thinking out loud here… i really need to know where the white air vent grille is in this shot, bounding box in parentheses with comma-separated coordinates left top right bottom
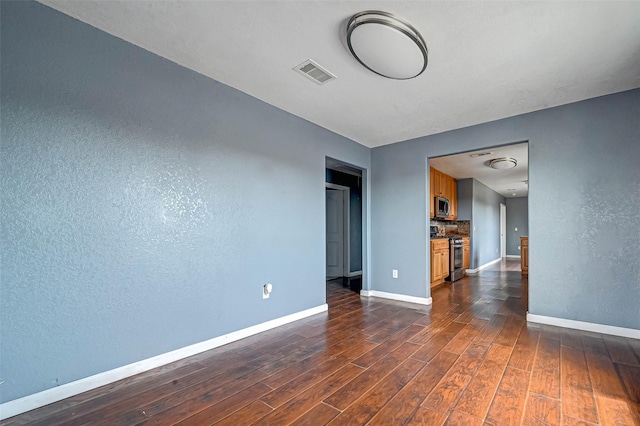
(294, 60, 336, 85)
(469, 151, 494, 158)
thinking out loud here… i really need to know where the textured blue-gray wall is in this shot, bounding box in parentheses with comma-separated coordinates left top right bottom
(371, 90, 639, 328)
(506, 197, 528, 256)
(456, 178, 473, 221)
(471, 180, 506, 269)
(0, 2, 370, 403)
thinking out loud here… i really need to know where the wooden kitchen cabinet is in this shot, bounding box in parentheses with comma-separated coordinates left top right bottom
(429, 167, 457, 220)
(462, 237, 470, 271)
(431, 239, 450, 287)
(431, 168, 445, 197)
(435, 171, 445, 196)
(446, 177, 457, 220)
(520, 236, 528, 276)
(430, 168, 435, 218)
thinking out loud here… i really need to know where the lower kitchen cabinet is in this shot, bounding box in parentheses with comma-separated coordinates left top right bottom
(462, 237, 470, 271)
(520, 236, 528, 276)
(430, 239, 450, 287)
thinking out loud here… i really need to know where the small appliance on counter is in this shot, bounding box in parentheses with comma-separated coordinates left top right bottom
(430, 225, 449, 239)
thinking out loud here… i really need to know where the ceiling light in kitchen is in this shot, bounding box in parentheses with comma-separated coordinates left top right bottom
(346, 11, 428, 79)
(488, 157, 517, 170)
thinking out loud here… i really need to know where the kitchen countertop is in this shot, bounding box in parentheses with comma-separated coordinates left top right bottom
(430, 235, 470, 240)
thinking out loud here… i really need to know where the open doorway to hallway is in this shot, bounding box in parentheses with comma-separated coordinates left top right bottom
(325, 158, 364, 293)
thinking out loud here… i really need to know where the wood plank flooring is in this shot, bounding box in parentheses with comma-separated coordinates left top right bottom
(3, 259, 639, 425)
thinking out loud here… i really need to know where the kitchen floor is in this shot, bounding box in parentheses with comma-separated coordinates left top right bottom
(4, 263, 639, 425)
(482, 257, 523, 272)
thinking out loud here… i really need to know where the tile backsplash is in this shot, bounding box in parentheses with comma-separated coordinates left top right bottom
(430, 220, 470, 236)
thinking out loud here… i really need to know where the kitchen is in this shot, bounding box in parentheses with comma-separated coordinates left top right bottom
(428, 142, 529, 289)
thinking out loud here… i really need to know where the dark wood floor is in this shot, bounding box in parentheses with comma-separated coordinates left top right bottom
(4, 259, 640, 425)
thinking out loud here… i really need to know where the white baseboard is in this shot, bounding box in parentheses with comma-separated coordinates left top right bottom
(360, 290, 432, 306)
(0, 304, 328, 420)
(505, 255, 521, 259)
(465, 257, 502, 274)
(348, 270, 363, 278)
(527, 313, 640, 340)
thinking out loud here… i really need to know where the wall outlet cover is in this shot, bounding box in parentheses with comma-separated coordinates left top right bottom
(263, 283, 272, 299)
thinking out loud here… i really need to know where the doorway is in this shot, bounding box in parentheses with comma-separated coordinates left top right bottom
(325, 158, 364, 293)
(428, 141, 529, 285)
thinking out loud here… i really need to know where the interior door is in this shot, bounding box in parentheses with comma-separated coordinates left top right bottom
(326, 189, 344, 278)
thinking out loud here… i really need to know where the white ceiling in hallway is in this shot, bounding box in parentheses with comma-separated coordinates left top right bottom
(39, 1, 640, 148)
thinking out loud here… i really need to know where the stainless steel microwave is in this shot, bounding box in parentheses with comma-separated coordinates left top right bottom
(435, 197, 450, 218)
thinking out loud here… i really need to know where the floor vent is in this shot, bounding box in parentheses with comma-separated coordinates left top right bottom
(293, 60, 336, 85)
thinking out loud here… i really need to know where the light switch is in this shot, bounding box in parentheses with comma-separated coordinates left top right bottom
(515, 227, 518, 232)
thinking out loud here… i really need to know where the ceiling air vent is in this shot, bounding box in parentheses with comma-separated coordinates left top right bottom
(293, 60, 336, 85)
(469, 151, 494, 158)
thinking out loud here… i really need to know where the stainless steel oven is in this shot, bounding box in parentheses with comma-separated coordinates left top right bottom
(446, 236, 464, 282)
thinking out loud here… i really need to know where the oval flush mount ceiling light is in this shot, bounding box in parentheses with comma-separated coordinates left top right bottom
(488, 157, 518, 170)
(346, 10, 428, 79)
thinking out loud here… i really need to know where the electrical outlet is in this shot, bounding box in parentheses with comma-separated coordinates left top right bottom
(263, 283, 273, 299)
(518, 245, 521, 250)
(515, 227, 518, 232)
(392, 269, 398, 278)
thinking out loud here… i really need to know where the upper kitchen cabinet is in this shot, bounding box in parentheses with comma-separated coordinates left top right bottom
(446, 176, 457, 220)
(430, 167, 457, 220)
(430, 168, 435, 218)
(433, 169, 445, 196)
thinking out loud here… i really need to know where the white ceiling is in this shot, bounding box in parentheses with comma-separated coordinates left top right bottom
(430, 142, 529, 198)
(40, 1, 639, 148)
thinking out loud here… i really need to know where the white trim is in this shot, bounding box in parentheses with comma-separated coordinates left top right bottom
(527, 313, 640, 340)
(500, 203, 506, 258)
(348, 270, 363, 278)
(464, 257, 502, 274)
(505, 255, 521, 259)
(0, 304, 328, 420)
(360, 290, 432, 306)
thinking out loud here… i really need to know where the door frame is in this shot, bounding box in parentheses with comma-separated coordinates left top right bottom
(500, 202, 507, 258)
(326, 183, 350, 278)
